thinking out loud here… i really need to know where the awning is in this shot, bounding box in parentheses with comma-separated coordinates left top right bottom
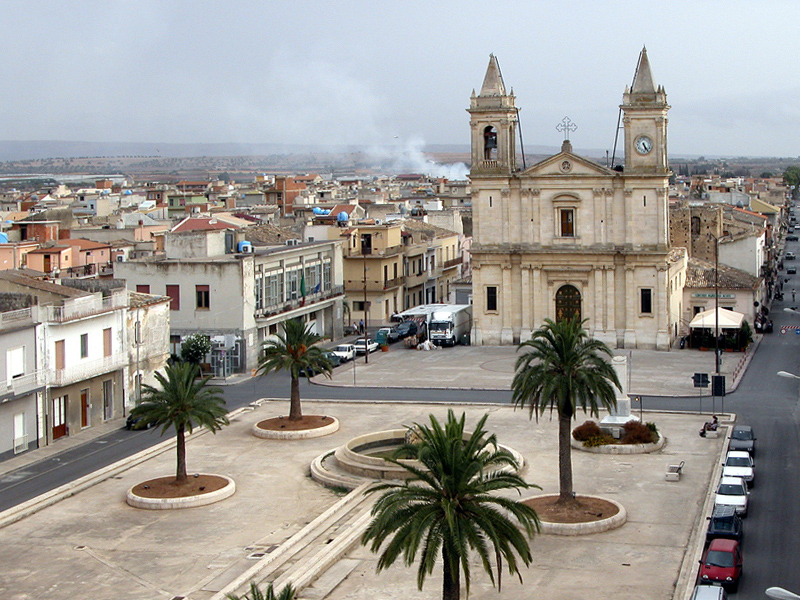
(689, 307, 745, 330)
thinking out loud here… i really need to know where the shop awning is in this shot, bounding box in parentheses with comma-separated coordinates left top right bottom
(689, 307, 745, 330)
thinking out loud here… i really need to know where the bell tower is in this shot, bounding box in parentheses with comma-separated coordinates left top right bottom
(468, 54, 517, 175)
(622, 47, 670, 174)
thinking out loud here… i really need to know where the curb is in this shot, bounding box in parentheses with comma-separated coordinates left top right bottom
(571, 435, 667, 454)
(251, 416, 340, 440)
(0, 406, 252, 529)
(526, 494, 628, 536)
(126, 474, 236, 510)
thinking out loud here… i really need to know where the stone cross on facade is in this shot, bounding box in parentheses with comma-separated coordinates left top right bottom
(556, 116, 577, 141)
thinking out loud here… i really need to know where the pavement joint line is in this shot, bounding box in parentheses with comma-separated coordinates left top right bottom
(0, 405, 252, 530)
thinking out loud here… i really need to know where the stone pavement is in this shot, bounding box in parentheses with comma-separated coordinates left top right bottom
(0, 398, 726, 600)
(316, 339, 754, 397)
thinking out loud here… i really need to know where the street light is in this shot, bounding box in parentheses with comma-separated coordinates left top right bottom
(708, 233, 733, 375)
(777, 370, 800, 380)
(767, 587, 800, 600)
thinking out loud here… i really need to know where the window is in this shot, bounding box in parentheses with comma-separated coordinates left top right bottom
(103, 328, 112, 357)
(486, 286, 498, 312)
(640, 289, 653, 314)
(6, 347, 24, 380)
(136, 284, 150, 294)
(560, 209, 575, 237)
(196, 285, 210, 309)
(166, 285, 180, 310)
(80, 333, 89, 358)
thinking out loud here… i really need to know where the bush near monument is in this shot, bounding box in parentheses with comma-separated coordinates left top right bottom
(573, 419, 659, 447)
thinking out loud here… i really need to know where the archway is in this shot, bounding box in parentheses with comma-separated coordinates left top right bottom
(555, 285, 581, 322)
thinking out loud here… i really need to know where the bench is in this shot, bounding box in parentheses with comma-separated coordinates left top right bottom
(705, 429, 720, 439)
(665, 460, 685, 481)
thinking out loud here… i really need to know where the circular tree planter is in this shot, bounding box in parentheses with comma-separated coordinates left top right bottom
(523, 494, 626, 535)
(570, 435, 666, 454)
(252, 415, 339, 440)
(126, 474, 235, 510)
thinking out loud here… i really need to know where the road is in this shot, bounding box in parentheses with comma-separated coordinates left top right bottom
(2, 297, 800, 597)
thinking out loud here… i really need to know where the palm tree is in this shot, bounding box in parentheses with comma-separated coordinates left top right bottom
(361, 410, 540, 600)
(257, 318, 333, 421)
(129, 361, 228, 483)
(511, 317, 621, 504)
(227, 581, 295, 600)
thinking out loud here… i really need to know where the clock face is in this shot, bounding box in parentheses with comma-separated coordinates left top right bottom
(635, 135, 653, 155)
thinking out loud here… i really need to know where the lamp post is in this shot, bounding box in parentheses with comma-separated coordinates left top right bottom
(777, 370, 800, 380)
(767, 587, 800, 600)
(708, 233, 732, 375)
(363, 243, 369, 365)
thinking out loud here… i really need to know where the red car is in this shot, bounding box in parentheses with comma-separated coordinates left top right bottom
(699, 538, 742, 591)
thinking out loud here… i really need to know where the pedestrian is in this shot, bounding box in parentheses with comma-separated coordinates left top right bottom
(359, 319, 365, 335)
(793, 289, 796, 302)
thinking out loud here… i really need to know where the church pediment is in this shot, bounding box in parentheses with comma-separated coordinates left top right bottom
(521, 152, 617, 178)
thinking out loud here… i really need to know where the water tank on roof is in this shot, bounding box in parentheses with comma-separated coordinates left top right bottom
(321, 209, 330, 215)
(313, 207, 322, 214)
(238, 241, 253, 253)
(0, 232, 7, 243)
(337, 211, 349, 222)
(124, 190, 132, 195)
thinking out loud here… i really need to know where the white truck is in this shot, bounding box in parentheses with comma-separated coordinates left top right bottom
(332, 343, 356, 362)
(428, 305, 473, 347)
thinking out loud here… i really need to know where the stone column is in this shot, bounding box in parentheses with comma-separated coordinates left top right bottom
(623, 266, 637, 347)
(501, 263, 514, 344)
(520, 264, 533, 342)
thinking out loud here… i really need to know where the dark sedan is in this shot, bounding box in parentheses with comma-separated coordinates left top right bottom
(729, 425, 756, 456)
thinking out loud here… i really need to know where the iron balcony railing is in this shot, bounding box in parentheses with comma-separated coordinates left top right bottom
(255, 285, 344, 319)
(52, 354, 128, 387)
(43, 294, 127, 323)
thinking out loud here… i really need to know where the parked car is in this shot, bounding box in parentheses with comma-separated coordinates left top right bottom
(789, 266, 798, 274)
(706, 505, 743, 544)
(788, 235, 799, 242)
(722, 451, 754, 487)
(690, 584, 728, 600)
(125, 414, 154, 430)
(729, 425, 756, 456)
(698, 538, 743, 592)
(714, 476, 749, 517)
(388, 321, 418, 342)
(786, 251, 796, 260)
(300, 351, 341, 377)
(354, 338, 379, 354)
(332, 344, 357, 362)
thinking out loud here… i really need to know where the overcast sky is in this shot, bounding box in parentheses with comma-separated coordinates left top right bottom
(2, 0, 799, 158)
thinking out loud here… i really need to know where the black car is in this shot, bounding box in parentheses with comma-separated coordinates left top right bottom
(706, 505, 743, 544)
(125, 413, 154, 430)
(300, 351, 342, 377)
(788, 235, 799, 242)
(729, 425, 756, 456)
(789, 266, 798, 275)
(388, 321, 419, 342)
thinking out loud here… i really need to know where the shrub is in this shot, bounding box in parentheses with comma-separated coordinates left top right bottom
(180, 334, 212, 365)
(645, 421, 659, 441)
(621, 420, 656, 444)
(573, 420, 602, 442)
(584, 433, 613, 447)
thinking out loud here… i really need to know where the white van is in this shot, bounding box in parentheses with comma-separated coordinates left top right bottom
(690, 584, 727, 600)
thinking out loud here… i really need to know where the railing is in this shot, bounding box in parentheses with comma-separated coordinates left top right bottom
(344, 244, 404, 258)
(43, 294, 127, 323)
(443, 257, 462, 269)
(255, 285, 344, 319)
(52, 354, 128, 387)
(0, 307, 34, 331)
(382, 276, 404, 289)
(0, 370, 45, 397)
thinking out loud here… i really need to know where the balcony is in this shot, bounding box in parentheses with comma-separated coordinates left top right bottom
(52, 354, 128, 387)
(0, 307, 35, 332)
(255, 285, 344, 320)
(0, 370, 46, 399)
(43, 294, 127, 323)
(343, 244, 404, 258)
(443, 257, 462, 270)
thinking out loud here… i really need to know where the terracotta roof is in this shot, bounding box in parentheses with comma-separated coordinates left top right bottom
(245, 223, 301, 245)
(171, 217, 232, 233)
(129, 291, 171, 309)
(63, 238, 111, 251)
(685, 257, 760, 290)
(401, 218, 458, 240)
(0, 270, 89, 297)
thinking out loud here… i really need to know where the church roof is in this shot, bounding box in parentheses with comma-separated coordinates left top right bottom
(480, 54, 506, 96)
(685, 257, 760, 290)
(631, 47, 656, 94)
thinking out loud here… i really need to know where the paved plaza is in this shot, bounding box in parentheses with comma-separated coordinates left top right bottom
(0, 395, 726, 600)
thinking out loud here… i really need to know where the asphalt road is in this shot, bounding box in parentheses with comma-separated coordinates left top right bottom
(2, 291, 800, 597)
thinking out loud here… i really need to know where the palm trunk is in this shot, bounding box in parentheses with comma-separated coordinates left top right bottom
(557, 413, 574, 503)
(442, 546, 460, 600)
(288, 374, 302, 420)
(176, 424, 187, 483)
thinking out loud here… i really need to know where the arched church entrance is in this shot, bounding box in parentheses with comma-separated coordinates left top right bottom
(555, 285, 581, 322)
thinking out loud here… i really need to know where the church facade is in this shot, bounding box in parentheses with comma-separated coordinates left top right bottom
(468, 50, 685, 350)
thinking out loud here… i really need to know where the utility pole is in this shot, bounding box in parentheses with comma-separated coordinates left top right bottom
(363, 248, 369, 364)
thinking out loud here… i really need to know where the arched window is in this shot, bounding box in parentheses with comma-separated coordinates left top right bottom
(483, 126, 497, 160)
(555, 285, 581, 322)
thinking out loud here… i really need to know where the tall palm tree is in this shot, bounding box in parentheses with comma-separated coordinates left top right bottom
(511, 317, 621, 503)
(257, 318, 333, 421)
(361, 410, 540, 600)
(227, 581, 295, 600)
(129, 361, 228, 483)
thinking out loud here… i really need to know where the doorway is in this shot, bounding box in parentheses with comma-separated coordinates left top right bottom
(555, 285, 582, 322)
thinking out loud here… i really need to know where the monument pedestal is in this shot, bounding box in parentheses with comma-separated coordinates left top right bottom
(600, 355, 639, 437)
